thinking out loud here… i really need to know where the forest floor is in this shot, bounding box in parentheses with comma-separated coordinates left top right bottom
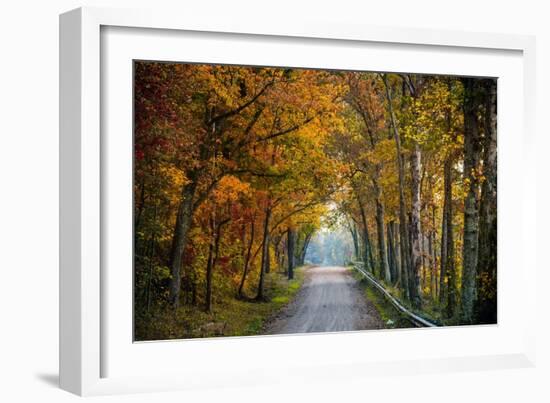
(351, 270, 419, 329)
(135, 267, 306, 341)
(264, 266, 385, 335)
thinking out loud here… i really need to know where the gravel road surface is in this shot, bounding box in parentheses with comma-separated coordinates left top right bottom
(265, 266, 384, 335)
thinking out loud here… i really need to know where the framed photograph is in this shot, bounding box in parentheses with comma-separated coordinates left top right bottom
(60, 6, 537, 396)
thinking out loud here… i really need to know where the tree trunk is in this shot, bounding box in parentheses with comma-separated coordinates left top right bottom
(298, 232, 312, 266)
(287, 227, 296, 280)
(205, 215, 229, 312)
(350, 220, 360, 262)
(144, 203, 157, 312)
(460, 78, 483, 323)
(278, 237, 286, 273)
(256, 207, 271, 300)
(358, 196, 375, 273)
(439, 157, 450, 306)
(445, 199, 456, 318)
(410, 143, 423, 308)
(440, 156, 457, 317)
(393, 221, 402, 287)
(387, 222, 396, 283)
(420, 233, 428, 295)
(383, 75, 411, 300)
(204, 217, 215, 313)
(273, 235, 282, 271)
(430, 206, 437, 300)
(373, 172, 391, 283)
(386, 223, 392, 278)
(476, 78, 497, 324)
(168, 177, 198, 307)
(265, 237, 271, 274)
(428, 208, 437, 301)
(135, 176, 147, 232)
(238, 218, 255, 298)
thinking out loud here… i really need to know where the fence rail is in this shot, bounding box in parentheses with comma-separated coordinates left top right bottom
(351, 262, 438, 328)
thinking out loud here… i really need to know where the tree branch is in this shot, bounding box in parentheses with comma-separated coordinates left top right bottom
(208, 81, 274, 125)
(255, 117, 314, 143)
(229, 168, 286, 178)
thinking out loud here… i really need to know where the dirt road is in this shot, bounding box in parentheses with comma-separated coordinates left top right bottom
(265, 266, 384, 335)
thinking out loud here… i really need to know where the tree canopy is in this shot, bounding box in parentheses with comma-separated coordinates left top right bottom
(134, 62, 497, 340)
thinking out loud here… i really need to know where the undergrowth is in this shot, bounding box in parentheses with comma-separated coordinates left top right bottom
(351, 268, 453, 328)
(352, 270, 414, 329)
(135, 267, 306, 341)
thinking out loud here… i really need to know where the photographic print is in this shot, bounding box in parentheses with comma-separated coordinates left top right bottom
(134, 61, 497, 341)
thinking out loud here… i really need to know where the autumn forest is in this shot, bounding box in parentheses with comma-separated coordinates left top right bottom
(134, 61, 497, 341)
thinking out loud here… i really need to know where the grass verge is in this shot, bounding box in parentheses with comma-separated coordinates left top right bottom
(351, 269, 414, 329)
(135, 267, 306, 341)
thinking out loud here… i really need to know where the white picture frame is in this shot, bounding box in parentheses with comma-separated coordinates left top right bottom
(59, 6, 537, 396)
